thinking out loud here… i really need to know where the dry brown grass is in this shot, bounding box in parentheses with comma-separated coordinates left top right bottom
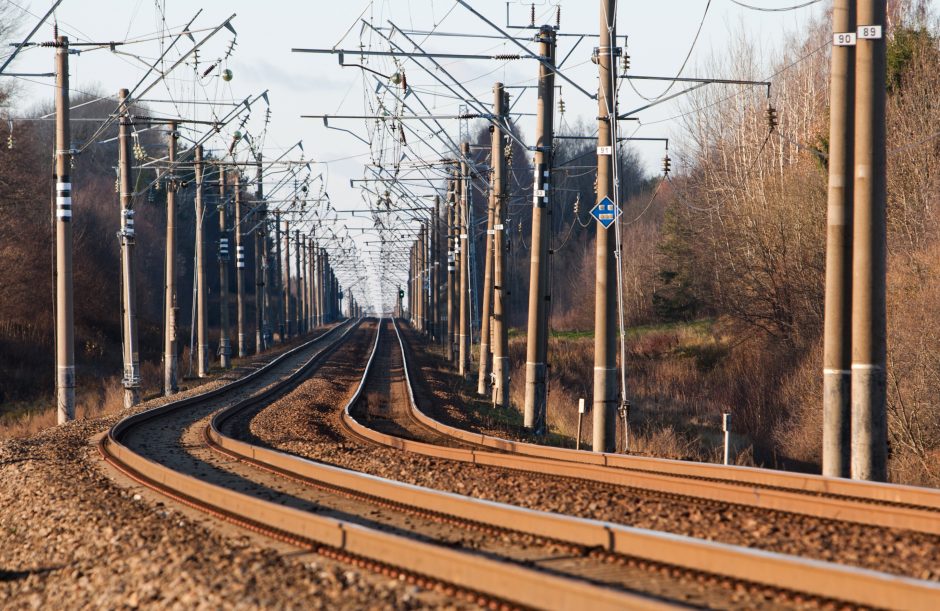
(506, 321, 760, 464)
(0, 375, 126, 439)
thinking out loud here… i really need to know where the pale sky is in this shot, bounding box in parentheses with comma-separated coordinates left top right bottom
(3, 0, 826, 311)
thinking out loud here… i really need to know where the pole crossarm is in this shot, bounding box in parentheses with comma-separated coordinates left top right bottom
(293, 47, 523, 61)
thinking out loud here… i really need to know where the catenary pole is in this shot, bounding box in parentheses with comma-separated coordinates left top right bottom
(218, 169, 232, 369)
(432, 195, 441, 343)
(477, 120, 497, 395)
(274, 210, 284, 341)
(851, 0, 888, 481)
(446, 176, 456, 363)
(593, 0, 618, 452)
(491, 82, 511, 409)
(195, 146, 209, 376)
(316, 244, 324, 326)
(294, 229, 302, 334)
(409, 244, 415, 325)
(118, 88, 141, 408)
(234, 172, 247, 357)
(823, 0, 856, 478)
(429, 196, 439, 340)
(458, 143, 471, 378)
(163, 121, 179, 394)
(54, 35, 75, 423)
(421, 224, 428, 333)
(524, 26, 556, 433)
(308, 240, 315, 327)
(254, 156, 266, 353)
(301, 234, 308, 334)
(283, 218, 292, 339)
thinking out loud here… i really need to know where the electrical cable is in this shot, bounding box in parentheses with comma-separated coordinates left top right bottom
(627, 0, 711, 103)
(728, 0, 824, 12)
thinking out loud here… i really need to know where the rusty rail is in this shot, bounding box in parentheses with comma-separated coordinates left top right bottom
(205, 319, 940, 610)
(100, 320, 671, 610)
(389, 320, 940, 535)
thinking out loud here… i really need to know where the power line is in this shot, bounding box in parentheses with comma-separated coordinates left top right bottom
(728, 0, 824, 12)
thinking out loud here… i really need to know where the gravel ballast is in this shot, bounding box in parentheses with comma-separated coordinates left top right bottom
(0, 338, 436, 610)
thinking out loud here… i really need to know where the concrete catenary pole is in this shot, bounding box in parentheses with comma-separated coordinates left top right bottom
(491, 83, 511, 409)
(322, 251, 329, 322)
(316, 244, 323, 326)
(163, 121, 179, 395)
(118, 88, 141, 408)
(274, 210, 284, 341)
(54, 36, 75, 423)
(294, 229, 302, 334)
(254, 156, 266, 354)
(319, 247, 327, 324)
(446, 177, 456, 362)
(593, 0, 619, 452)
(823, 0, 856, 478)
(194, 146, 209, 377)
(431, 195, 441, 343)
(300, 234, 308, 334)
(477, 126, 497, 395)
(413, 242, 419, 326)
(283, 218, 292, 339)
(408, 243, 414, 324)
(218, 169, 232, 369)
(524, 26, 556, 433)
(309, 239, 317, 327)
(458, 143, 471, 378)
(851, 0, 888, 482)
(234, 172, 247, 358)
(307, 240, 317, 330)
(420, 224, 428, 333)
(308, 240, 315, 327)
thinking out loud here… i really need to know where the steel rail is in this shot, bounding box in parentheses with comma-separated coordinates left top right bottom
(203, 319, 940, 609)
(387, 322, 940, 535)
(98, 321, 667, 610)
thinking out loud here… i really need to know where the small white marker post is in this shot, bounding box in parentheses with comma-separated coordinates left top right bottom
(722, 413, 732, 465)
(577, 398, 586, 450)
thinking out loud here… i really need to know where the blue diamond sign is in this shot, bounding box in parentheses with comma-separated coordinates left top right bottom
(590, 197, 621, 229)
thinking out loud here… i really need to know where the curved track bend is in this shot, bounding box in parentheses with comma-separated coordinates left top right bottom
(203, 319, 940, 610)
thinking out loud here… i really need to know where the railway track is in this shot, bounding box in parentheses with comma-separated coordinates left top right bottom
(199, 318, 939, 609)
(100, 320, 682, 609)
(389, 321, 940, 537)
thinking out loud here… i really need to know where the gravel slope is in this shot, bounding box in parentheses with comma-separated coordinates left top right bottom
(0, 341, 432, 610)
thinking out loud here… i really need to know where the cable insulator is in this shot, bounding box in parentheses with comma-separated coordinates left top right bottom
(530, 3, 536, 26)
(556, 6, 561, 28)
(766, 104, 778, 131)
(492, 54, 521, 61)
(622, 53, 631, 71)
(662, 154, 671, 175)
(558, 98, 566, 114)
(202, 63, 216, 78)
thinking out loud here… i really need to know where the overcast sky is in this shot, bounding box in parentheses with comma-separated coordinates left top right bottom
(4, 0, 826, 310)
